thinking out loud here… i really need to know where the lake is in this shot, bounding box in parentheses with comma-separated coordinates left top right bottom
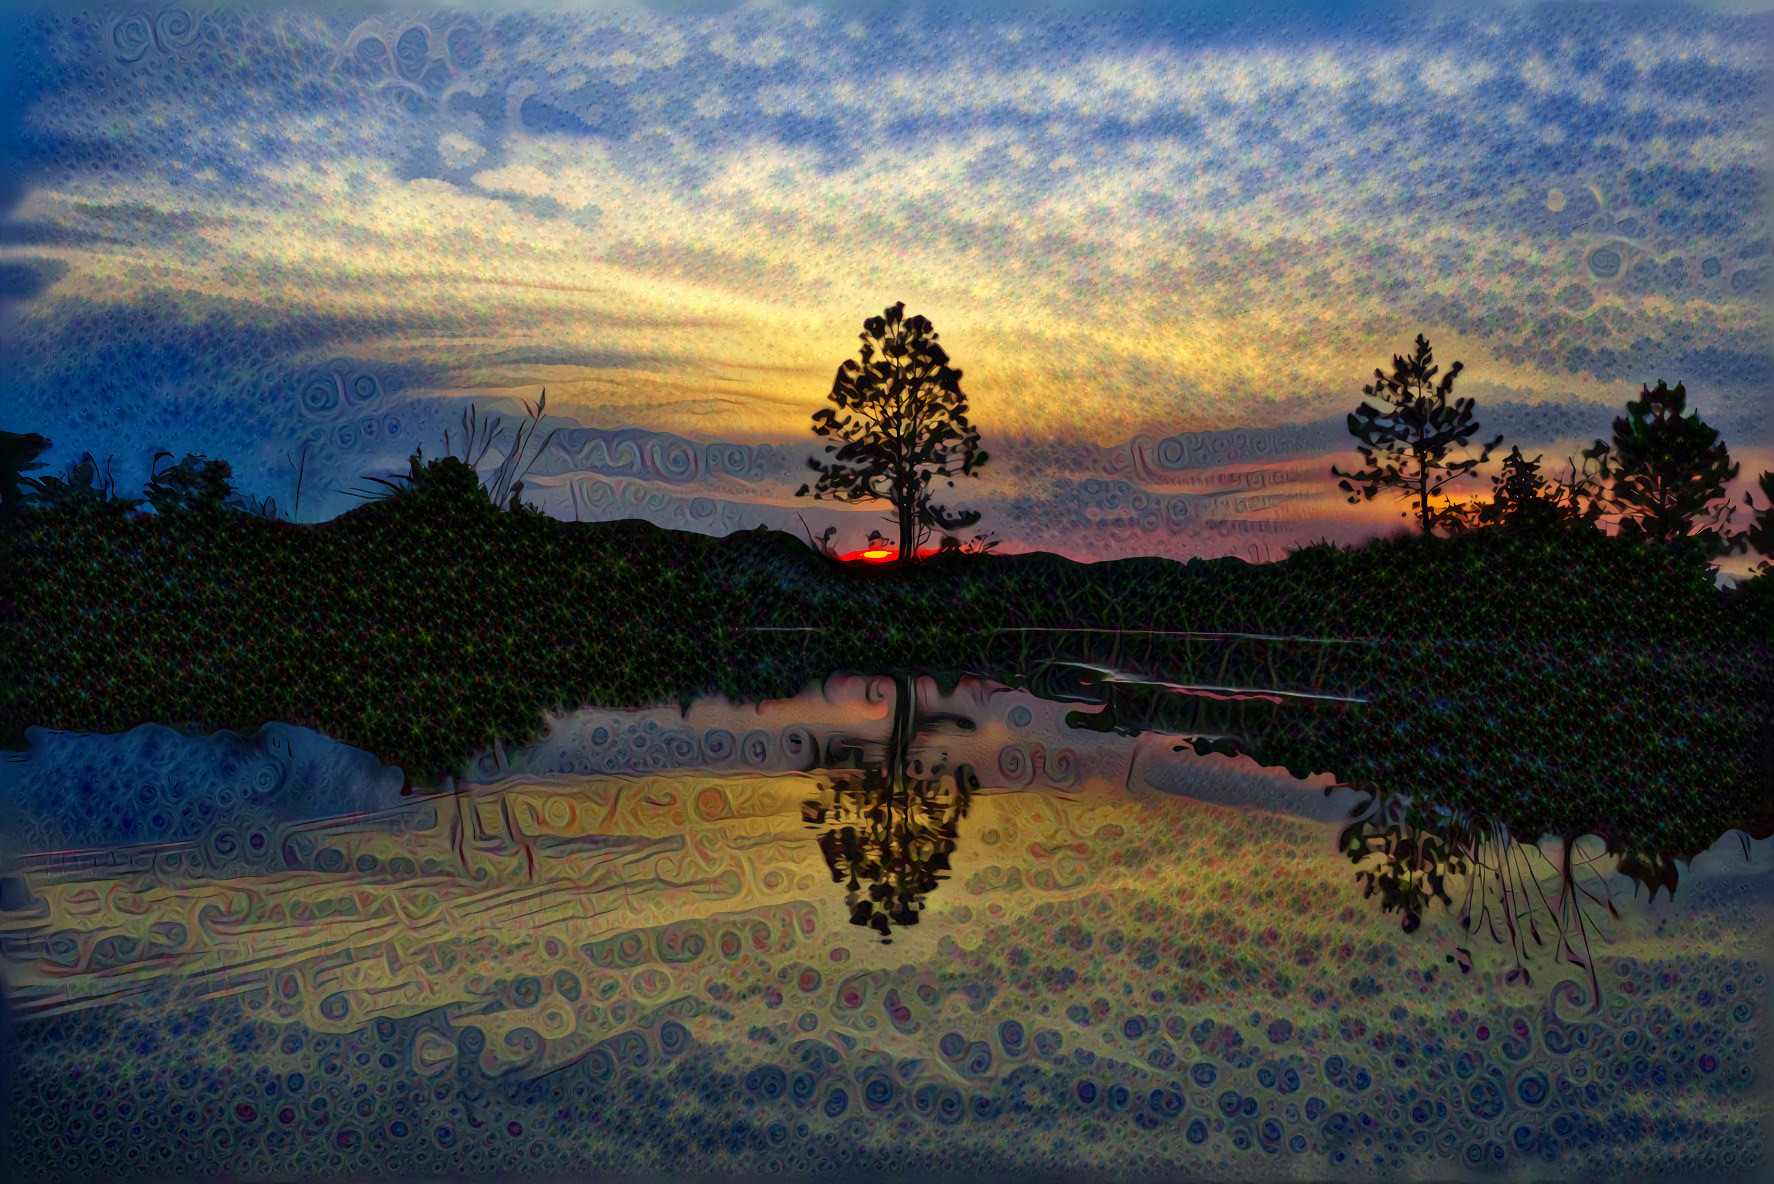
(1, 674, 1769, 1182)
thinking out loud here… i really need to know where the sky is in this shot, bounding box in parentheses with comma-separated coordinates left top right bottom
(0, 0, 1768, 567)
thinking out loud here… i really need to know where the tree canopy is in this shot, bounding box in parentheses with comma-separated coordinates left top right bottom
(1331, 334, 1503, 534)
(795, 302, 988, 564)
(1742, 470, 1774, 569)
(1475, 445, 1567, 532)
(143, 451, 238, 517)
(0, 430, 52, 516)
(1608, 380, 1741, 561)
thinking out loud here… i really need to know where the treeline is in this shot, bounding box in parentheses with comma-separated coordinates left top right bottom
(1, 324, 1771, 891)
(1, 441, 1768, 871)
(1327, 335, 1764, 572)
(4, 329, 1771, 580)
(786, 310, 1771, 574)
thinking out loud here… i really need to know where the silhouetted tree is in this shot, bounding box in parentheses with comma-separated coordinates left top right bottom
(802, 672, 973, 941)
(1476, 446, 1567, 532)
(796, 302, 988, 565)
(1741, 470, 1774, 570)
(1608, 380, 1741, 561)
(1332, 334, 1503, 534)
(810, 769, 970, 940)
(1543, 439, 1616, 531)
(0, 430, 52, 517)
(143, 451, 237, 516)
(348, 447, 491, 508)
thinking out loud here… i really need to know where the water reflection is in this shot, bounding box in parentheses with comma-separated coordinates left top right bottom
(801, 672, 975, 941)
(1, 675, 1769, 1183)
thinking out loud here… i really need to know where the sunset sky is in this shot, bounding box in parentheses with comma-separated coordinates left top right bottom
(1, 0, 1768, 566)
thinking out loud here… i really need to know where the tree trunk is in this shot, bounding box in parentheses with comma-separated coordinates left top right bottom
(1417, 449, 1431, 534)
(897, 494, 917, 566)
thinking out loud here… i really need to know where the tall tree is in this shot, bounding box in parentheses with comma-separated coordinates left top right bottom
(1608, 380, 1740, 560)
(796, 302, 988, 565)
(1331, 334, 1503, 534)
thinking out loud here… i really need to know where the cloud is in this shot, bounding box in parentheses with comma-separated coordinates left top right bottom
(0, 257, 68, 301)
(437, 132, 486, 169)
(0, 1, 1765, 562)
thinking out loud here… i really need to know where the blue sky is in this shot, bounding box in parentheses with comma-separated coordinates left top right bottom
(1, 0, 1768, 562)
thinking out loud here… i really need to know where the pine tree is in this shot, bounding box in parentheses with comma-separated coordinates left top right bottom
(1331, 335, 1503, 534)
(1609, 380, 1740, 560)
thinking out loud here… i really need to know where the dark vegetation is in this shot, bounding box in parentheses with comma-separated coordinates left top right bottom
(2, 329, 1772, 989)
(3, 454, 1768, 840)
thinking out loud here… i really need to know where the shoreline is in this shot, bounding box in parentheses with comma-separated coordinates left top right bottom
(5, 488, 1770, 877)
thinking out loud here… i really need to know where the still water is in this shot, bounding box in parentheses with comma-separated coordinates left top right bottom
(1, 675, 1769, 1182)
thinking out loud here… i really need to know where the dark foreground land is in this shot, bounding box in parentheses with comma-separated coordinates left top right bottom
(3, 457, 1770, 881)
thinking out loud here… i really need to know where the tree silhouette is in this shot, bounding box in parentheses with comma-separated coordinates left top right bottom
(143, 451, 238, 517)
(808, 766, 971, 941)
(796, 302, 988, 564)
(1331, 335, 1503, 534)
(1542, 439, 1616, 531)
(347, 393, 557, 515)
(1608, 380, 1741, 561)
(801, 672, 973, 941)
(1741, 470, 1774, 569)
(0, 430, 52, 517)
(1476, 446, 1567, 532)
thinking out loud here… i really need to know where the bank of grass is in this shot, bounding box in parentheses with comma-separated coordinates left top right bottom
(2, 455, 1769, 873)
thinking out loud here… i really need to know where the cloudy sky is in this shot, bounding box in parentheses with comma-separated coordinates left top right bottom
(1, 0, 1768, 564)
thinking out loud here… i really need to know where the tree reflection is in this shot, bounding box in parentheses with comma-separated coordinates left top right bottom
(802, 672, 974, 942)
